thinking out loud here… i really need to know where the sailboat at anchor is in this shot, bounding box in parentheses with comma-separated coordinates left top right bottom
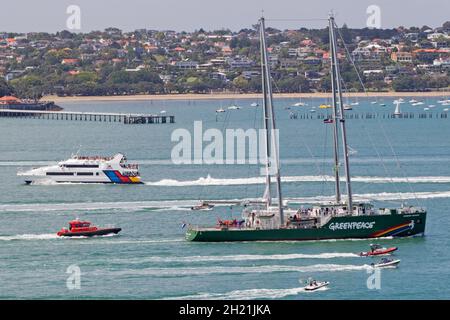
(185, 15, 427, 242)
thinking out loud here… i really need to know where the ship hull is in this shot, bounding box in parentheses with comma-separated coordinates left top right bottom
(186, 212, 426, 242)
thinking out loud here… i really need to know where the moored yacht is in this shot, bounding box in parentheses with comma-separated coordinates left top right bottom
(18, 153, 141, 184)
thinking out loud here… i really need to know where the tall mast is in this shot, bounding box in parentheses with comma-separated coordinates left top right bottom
(260, 17, 284, 225)
(329, 15, 353, 213)
(328, 18, 341, 203)
(259, 17, 272, 208)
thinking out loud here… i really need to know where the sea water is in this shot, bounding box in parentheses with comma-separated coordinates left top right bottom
(0, 97, 449, 299)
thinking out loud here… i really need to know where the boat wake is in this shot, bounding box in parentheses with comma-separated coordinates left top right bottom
(114, 252, 359, 264)
(287, 190, 450, 204)
(163, 286, 325, 300)
(97, 263, 371, 277)
(0, 233, 58, 241)
(145, 174, 450, 187)
(1, 189, 449, 212)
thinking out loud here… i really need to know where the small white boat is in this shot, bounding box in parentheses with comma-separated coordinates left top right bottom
(292, 102, 307, 107)
(424, 107, 430, 111)
(344, 105, 353, 110)
(412, 102, 424, 106)
(216, 108, 226, 113)
(304, 280, 330, 291)
(409, 99, 418, 103)
(160, 110, 167, 114)
(371, 101, 377, 104)
(379, 103, 386, 107)
(350, 102, 359, 106)
(428, 105, 436, 108)
(444, 108, 449, 112)
(250, 102, 259, 107)
(371, 258, 401, 268)
(228, 105, 241, 110)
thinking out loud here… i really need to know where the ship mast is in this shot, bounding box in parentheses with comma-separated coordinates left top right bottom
(329, 14, 353, 213)
(259, 17, 284, 225)
(329, 18, 341, 204)
(259, 17, 272, 208)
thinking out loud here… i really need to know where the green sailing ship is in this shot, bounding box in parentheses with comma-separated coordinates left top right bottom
(186, 15, 427, 242)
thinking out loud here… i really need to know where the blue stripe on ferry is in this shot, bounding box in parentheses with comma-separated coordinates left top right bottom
(103, 170, 121, 183)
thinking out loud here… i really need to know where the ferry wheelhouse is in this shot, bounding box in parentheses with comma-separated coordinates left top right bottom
(18, 153, 141, 184)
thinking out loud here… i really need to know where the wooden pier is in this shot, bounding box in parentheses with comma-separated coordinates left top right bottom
(0, 109, 175, 124)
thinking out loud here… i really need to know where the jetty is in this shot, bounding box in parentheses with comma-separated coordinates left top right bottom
(0, 109, 175, 124)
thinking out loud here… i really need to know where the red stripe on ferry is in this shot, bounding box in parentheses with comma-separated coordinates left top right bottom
(114, 171, 131, 183)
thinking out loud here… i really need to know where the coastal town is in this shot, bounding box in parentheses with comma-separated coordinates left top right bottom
(1, 21, 449, 99)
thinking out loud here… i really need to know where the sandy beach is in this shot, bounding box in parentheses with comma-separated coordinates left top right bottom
(42, 91, 450, 103)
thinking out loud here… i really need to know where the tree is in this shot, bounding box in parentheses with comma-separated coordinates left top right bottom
(232, 76, 249, 92)
(0, 79, 14, 97)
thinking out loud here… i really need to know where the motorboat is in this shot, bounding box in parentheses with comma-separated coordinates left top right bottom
(359, 244, 398, 257)
(292, 102, 307, 107)
(191, 201, 215, 211)
(57, 220, 121, 237)
(216, 108, 226, 113)
(250, 102, 259, 107)
(304, 280, 329, 291)
(371, 258, 401, 268)
(228, 105, 241, 110)
(18, 153, 141, 184)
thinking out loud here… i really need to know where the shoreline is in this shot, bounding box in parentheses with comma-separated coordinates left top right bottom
(43, 91, 450, 103)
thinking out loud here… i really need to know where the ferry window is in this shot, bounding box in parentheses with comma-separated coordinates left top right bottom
(64, 164, 99, 168)
(46, 172, 75, 176)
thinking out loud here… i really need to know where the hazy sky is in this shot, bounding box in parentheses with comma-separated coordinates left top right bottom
(1, 0, 449, 33)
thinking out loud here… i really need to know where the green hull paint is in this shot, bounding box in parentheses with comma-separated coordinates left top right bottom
(186, 212, 426, 242)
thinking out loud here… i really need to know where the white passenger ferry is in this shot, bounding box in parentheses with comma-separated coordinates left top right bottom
(18, 153, 142, 184)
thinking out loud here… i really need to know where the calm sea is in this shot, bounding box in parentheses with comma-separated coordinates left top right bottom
(0, 96, 449, 299)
